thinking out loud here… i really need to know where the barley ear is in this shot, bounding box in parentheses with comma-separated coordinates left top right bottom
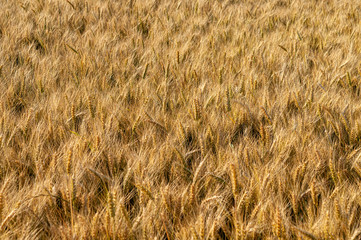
(108, 191, 115, 218)
(71, 103, 76, 130)
(66, 150, 73, 175)
(189, 184, 195, 205)
(87, 96, 95, 118)
(230, 163, 238, 200)
(310, 180, 317, 207)
(328, 159, 338, 185)
(274, 208, 285, 240)
(193, 99, 201, 120)
(120, 202, 132, 230)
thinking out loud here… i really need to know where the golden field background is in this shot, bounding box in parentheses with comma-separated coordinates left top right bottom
(0, 0, 361, 239)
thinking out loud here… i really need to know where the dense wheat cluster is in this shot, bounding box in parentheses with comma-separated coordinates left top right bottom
(1, 0, 361, 239)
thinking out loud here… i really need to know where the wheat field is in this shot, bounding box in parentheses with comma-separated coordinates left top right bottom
(0, 0, 361, 239)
